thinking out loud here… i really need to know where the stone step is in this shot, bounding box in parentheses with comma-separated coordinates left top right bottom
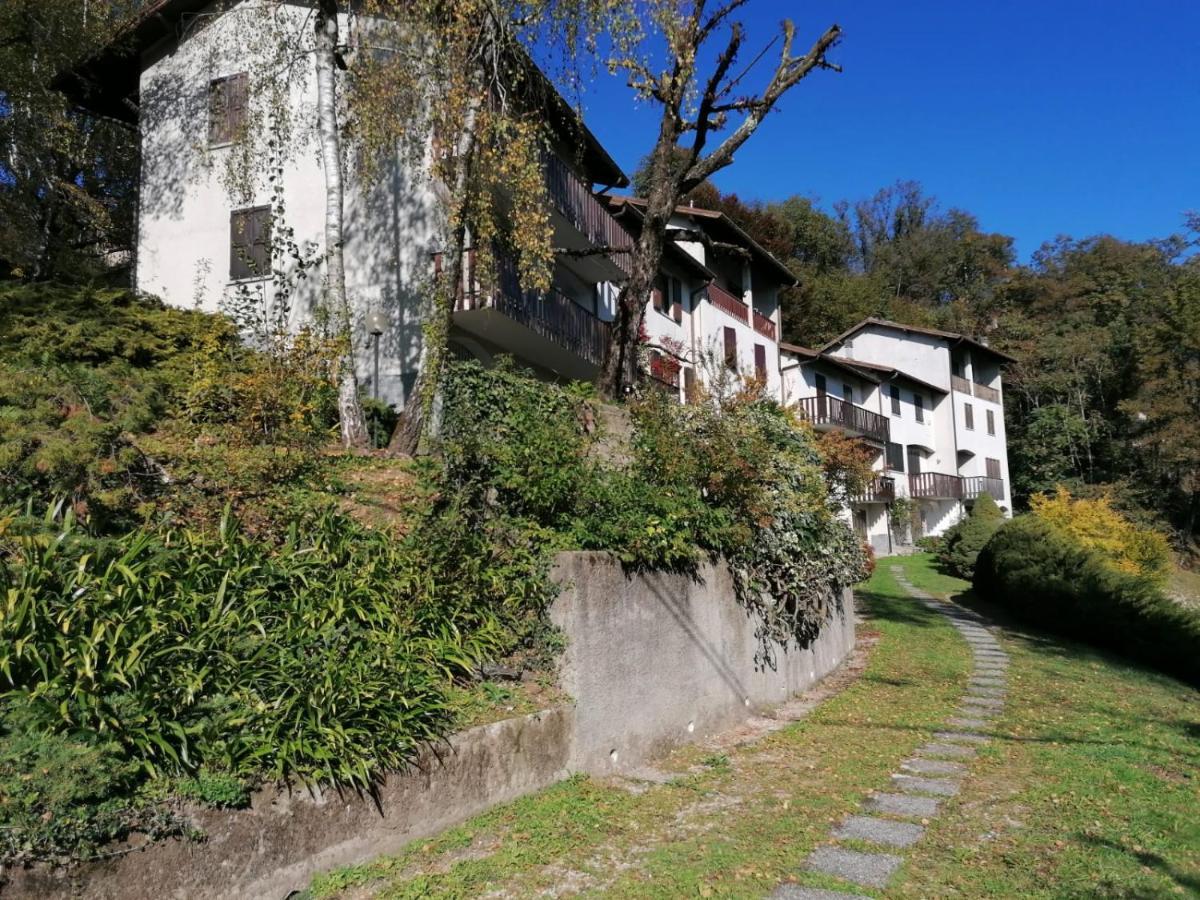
(892, 774, 960, 796)
(933, 730, 991, 745)
(864, 791, 941, 818)
(945, 716, 988, 729)
(806, 846, 903, 889)
(901, 757, 966, 776)
(918, 741, 977, 759)
(834, 815, 925, 848)
(771, 886, 871, 900)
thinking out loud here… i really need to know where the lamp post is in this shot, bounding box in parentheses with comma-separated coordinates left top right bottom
(366, 310, 387, 401)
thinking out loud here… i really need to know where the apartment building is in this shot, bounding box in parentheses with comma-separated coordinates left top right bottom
(782, 319, 1015, 555)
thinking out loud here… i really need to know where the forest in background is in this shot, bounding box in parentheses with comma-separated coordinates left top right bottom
(2, 1, 1197, 553)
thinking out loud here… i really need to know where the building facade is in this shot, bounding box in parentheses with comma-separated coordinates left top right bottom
(782, 319, 1015, 555)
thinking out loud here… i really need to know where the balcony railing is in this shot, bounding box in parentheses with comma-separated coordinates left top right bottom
(752, 309, 777, 341)
(445, 249, 610, 368)
(963, 475, 1005, 501)
(908, 472, 964, 500)
(794, 394, 890, 444)
(951, 374, 1001, 404)
(707, 282, 749, 322)
(542, 152, 634, 277)
(852, 476, 895, 504)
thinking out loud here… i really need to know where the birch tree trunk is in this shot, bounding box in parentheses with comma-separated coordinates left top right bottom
(388, 79, 485, 456)
(315, 0, 369, 449)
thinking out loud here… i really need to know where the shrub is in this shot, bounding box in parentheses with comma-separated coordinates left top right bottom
(937, 492, 1004, 578)
(914, 535, 943, 554)
(1029, 487, 1171, 582)
(974, 516, 1200, 685)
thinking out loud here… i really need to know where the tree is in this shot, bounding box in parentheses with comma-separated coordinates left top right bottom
(0, 0, 140, 281)
(314, 0, 370, 448)
(599, 2, 842, 398)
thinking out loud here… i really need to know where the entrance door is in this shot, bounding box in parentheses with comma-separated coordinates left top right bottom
(853, 508, 868, 540)
(815, 373, 827, 418)
(906, 446, 922, 475)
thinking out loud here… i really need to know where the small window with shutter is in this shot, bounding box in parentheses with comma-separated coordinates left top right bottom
(754, 344, 766, 381)
(914, 393, 924, 423)
(723, 326, 737, 371)
(671, 277, 683, 323)
(209, 73, 248, 147)
(986, 457, 1001, 478)
(890, 385, 901, 416)
(964, 402, 975, 430)
(886, 441, 905, 472)
(986, 409, 996, 435)
(230, 206, 271, 280)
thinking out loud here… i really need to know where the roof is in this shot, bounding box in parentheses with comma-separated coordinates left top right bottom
(604, 196, 798, 287)
(55, 0, 629, 188)
(779, 342, 883, 383)
(821, 317, 1017, 364)
(830, 357, 948, 396)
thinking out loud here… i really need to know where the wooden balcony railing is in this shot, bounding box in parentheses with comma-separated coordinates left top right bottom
(962, 475, 1005, 501)
(752, 309, 777, 341)
(951, 373, 1001, 404)
(852, 476, 895, 504)
(444, 249, 610, 368)
(794, 394, 890, 444)
(707, 282, 749, 322)
(542, 152, 635, 277)
(908, 472, 964, 500)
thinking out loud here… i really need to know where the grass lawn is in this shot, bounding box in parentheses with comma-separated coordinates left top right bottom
(307, 555, 1200, 899)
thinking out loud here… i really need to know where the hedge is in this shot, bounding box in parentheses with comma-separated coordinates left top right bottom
(974, 516, 1200, 686)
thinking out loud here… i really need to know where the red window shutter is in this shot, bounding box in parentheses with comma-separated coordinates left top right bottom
(723, 326, 737, 370)
(754, 344, 766, 380)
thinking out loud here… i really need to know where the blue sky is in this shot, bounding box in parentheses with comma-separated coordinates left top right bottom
(569, 0, 1200, 261)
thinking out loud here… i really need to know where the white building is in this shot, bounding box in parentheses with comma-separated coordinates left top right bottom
(606, 198, 794, 402)
(61, 1, 795, 413)
(782, 319, 1015, 555)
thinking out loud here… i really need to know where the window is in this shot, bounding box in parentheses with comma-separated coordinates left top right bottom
(964, 402, 974, 430)
(843, 382, 854, 403)
(651, 277, 667, 316)
(671, 277, 683, 323)
(815, 372, 827, 395)
(986, 409, 996, 435)
(906, 445, 922, 475)
(208, 73, 248, 147)
(886, 441, 905, 472)
(754, 344, 766, 381)
(683, 367, 696, 402)
(230, 206, 271, 280)
(914, 393, 924, 423)
(890, 385, 901, 416)
(986, 457, 1002, 479)
(723, 326, 737, 371)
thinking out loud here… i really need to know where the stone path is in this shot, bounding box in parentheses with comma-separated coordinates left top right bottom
(771, 565, 1008, 899)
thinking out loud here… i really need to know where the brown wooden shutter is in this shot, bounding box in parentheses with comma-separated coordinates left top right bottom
(671, 278, 683, 323)
(964, 402, 974, 430)
(723, 326, 737, 370)
(683, 367, 695, 402)
(986, 457, 1001, 478)
(209, 73, 248, 146)
(986, 409, 996, 435)
(754, 343, 766, 380)
(230, 206, 271, 279)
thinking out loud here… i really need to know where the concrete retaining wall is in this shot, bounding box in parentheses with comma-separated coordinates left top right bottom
(2, 554, 855, 899)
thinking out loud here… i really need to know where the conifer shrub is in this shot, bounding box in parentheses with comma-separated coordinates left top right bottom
(937, 492, 1004, 578)
(974, 515, 1200, 685)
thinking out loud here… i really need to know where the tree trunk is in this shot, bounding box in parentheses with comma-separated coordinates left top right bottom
(388, 75, 485, 455)
(315, 0, 369, 449)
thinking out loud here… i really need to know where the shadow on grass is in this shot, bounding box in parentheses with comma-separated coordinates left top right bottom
(1077, 833, 1200, 897)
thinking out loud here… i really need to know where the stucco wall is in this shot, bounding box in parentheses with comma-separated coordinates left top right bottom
(2, 554, 855, 900)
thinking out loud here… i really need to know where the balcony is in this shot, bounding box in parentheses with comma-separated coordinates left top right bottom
(963, 475, 1005, 501)
(707, 282, 749, 322)
(852, 476, 895, 504)
(542, 152, 634, 278)
(908, 472, 964, 500)
(951, 374, 1001, 404)
(752, 309, 777, 341)
(445, 249, 610, 371)
(794, 394, 890, 445)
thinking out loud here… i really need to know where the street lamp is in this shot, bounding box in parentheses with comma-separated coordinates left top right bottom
(366, 310, 388, 401)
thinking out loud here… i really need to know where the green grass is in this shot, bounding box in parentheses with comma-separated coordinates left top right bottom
(308, 556, 1200, 898)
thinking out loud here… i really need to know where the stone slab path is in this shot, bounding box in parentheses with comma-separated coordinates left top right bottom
(771, 565, 1009, 898)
